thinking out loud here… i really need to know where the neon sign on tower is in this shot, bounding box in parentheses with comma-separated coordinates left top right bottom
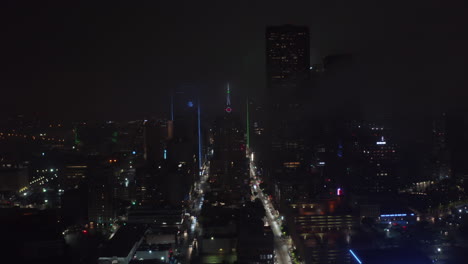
(225, 83, 232, 113)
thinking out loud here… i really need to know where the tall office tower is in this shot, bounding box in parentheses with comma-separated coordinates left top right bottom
(0, 160, 28, 196)
(210, 84, 247, 202)
(288, 198, 355, 264)
(169, 86, 201, 175)
(443, 112, 468, 180)
(134, 166, 159, 205)
(73, 122, 119, 155)
(143, 119, 171, 167)
(61, 162, 88, 191)
(266, 24, 310, 98)
(247, 99, 266, 154)
(87, 159, 116, 227)
(432, 113, 451, 180)
(265, 25, 311, 186)
(344, 121, 399, 194)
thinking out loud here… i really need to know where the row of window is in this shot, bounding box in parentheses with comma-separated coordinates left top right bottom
(259, 254, 273, 260)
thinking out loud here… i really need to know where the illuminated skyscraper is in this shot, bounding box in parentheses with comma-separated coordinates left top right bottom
(143, 119, 171, 167)
(210, 84, 247, 201)
(169, 86, 201, 172)
(266, 25, 310, 98)
(344, 121, 399, 194)
(264, 25, 312, 185)
(225, 83, 232, 114)
(87, 159, 116, 226)
(432, 113, 451, 180)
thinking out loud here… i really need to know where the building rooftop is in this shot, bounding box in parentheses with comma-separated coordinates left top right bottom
(350, 248, 432, 264)
(101, 225, 147, 258)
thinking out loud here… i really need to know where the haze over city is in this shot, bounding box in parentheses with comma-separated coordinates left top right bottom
(3, 1, 468, 121)
(2, 1, 468, 264)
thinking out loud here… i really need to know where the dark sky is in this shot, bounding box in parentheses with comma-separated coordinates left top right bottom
(2, 0, 468, 121)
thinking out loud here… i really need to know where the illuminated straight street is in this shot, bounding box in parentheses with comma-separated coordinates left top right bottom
(249, 152, 293, 264)
(178, 161, 210, 263)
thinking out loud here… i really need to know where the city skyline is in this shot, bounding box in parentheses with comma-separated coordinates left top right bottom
(2, 1, 468, 264)
(3, 0, 468, 121)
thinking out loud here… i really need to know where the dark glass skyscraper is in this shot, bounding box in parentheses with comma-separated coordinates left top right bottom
(209, 84, 247, 203)
(264, 25, 311, 186)
(266, 24, 310, 97)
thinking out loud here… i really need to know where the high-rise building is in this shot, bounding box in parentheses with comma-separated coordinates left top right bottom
(201, 85, 271, 264)
(0, 160, 28, 195)
(287, 198, 356, 264)
(61, 163, 87, 190)
(237, 201, 274, 264)
(143, 119, 171, 167)
(344, 121, 399, 194)
(87, 159, 116, 227)
(247, 99, 266, 154)
(264, 25, 312, 187)
(443, 111, 468, 180)
(209, 84, 247, 202)
(169, 86, 201, 174)
(266, 25, 310, 98)
(73, 122, 119, 155)
(432, 113, 451, 180)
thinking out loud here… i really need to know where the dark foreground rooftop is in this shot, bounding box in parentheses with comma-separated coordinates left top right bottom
(101, 225, 147, 257)
(350, 248, 432, 264)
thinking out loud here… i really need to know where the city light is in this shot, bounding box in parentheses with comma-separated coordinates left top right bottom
(337, 188, 343, 196)
(380, 214, 407, 217)
(349, 249, 362, 264)
(4, 12, 462, 264)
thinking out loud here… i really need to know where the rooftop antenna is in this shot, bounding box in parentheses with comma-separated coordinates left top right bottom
(225, 82, 232, 113)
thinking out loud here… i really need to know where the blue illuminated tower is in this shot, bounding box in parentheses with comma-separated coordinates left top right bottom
(169, 86, 202, 174)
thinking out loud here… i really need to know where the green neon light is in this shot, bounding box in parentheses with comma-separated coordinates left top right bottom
(246, 98, 250, 148)
(74, 127, 81, 145)
(111, 131, 118, 143)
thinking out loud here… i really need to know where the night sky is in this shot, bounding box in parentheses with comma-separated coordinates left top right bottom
(2, 0, 468, 121)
